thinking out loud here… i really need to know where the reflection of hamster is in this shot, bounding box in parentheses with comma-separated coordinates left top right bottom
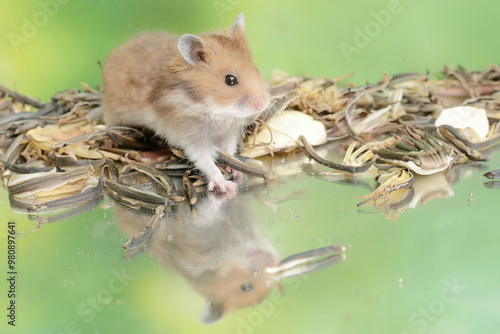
(102, 14, 270, 192)
(115, 194, 280, 324)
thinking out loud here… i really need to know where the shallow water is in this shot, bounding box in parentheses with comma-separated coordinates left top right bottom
(1, 143, 500, 334)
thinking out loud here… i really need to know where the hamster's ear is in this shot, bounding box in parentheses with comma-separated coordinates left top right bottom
(177, 34, 205, 65)
(231, 13, 246, 36)
(200, 297, 225, 325)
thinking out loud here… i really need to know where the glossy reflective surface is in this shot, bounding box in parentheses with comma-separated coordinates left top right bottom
(2, 143, 499, 334)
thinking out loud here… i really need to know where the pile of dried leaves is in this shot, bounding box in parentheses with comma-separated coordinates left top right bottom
(2, 65, 500, 224)
(266, 65, 500, 218)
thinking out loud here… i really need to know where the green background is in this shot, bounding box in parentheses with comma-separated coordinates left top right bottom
(1, 1, 500, 334)
(1, 0, 499, 100)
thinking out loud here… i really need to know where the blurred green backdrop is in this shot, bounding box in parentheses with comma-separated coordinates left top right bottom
(1, 0, 499, 101)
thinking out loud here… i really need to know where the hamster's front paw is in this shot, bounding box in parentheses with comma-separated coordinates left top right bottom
(208, 179, 238, 193)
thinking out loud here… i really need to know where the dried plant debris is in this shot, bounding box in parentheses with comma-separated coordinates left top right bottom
(182, 170, 198, 206)
(298, 135, 376, 174)
(2, 65, 500, 221)
(481, 169, 500, 189)
(372, 127, 454, 175)
(356, 168, 415, 221)
(483, 169, 500, 179)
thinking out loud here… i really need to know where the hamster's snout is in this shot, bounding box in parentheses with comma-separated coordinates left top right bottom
(253, 96, 270, 112)
(236, 92, 270, 116)
(249, 90, 271, 113)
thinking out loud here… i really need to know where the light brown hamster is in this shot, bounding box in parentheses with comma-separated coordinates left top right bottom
(102, 14, 270, 192)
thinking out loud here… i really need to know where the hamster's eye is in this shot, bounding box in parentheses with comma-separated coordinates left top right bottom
(225, 75, 238, 86)
(240, 283, 253, 292)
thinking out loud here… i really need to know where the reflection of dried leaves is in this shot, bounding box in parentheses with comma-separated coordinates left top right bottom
(265, 244, 345, 279)
(356, 171, 455, 220)
(28, 194, 104, 231)
(483, 181, 500, 189)
(123, 205, 164, 260)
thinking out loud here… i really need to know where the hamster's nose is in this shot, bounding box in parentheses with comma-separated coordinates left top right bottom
(253, 97, 270, 112)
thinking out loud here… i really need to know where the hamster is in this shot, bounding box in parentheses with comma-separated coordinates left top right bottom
(102, 13, 270, 192)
